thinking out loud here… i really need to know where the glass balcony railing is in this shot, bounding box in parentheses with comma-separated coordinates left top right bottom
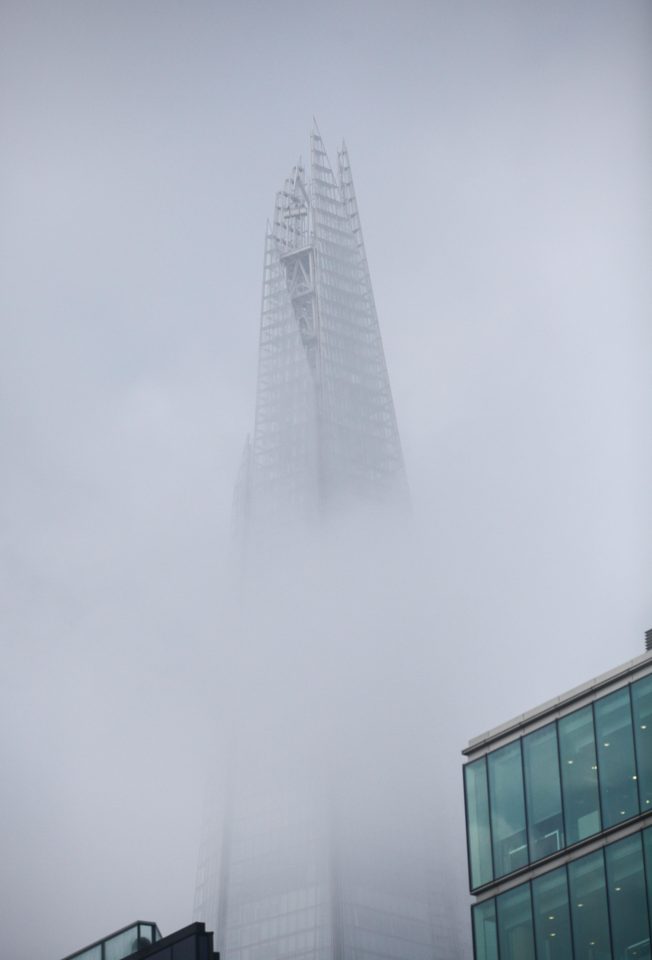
(61, 922, 162, 960)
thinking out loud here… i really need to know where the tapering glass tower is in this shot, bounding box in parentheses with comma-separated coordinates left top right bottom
(195, 129, 460, 960)
(233, 128, 407, 552)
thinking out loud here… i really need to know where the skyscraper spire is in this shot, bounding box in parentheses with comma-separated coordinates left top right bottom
(193, 133, 457, 960)
(242, 129, 407, 546)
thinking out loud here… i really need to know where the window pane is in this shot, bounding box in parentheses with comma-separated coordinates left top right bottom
(568, 850, 612, 960)
(644, 828, 652, 939)
(473, 900, 498, 960)
(496, 885, 535, 960)
(105, 928, 142, 960)
(532, 866, 573, 960)
(595, 687, 639, 827)
(488, 742, 528, 878)
(464, 758, 493, 889)
(73, 949, 101, 960)
(523, 723, 565, 862)
(632, 675, 652, 811)
(605, 833, 651, 959)
(558, 706, 601, 844)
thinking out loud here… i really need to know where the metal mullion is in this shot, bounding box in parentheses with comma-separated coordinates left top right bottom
(601, 845, 617, 960)
(628, 680, 644, 814)
(485, 754, 497, 884)
(470, 902, 478, 960)
(462, 763, 475, 894)
(641, 827, 652, 945)
(518, 736, 532, 871)
(527, 880, 537, 960)
(554, 718, 568, 853)
(495, 891, 503, 960)
(564, 862, 577, 958)
(592, 701, 606, 834)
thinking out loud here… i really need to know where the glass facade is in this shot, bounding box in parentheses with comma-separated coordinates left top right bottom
(559, 707, 601, 846)
(488, 744, 528, 879)
(465, 759, 493, 889)
(594, 689, 638, 828)
(62, 923, 162, 960)
(473, 901, 498, 960)
(523, 724, 564, 863)
(472, 826, 652, 960)
(605, 834, 650, 959)
(632, 676, 652, 811)
(496, 886, 535, 960)
(464, 676, 652, 890)
(531, 867, 572, 959)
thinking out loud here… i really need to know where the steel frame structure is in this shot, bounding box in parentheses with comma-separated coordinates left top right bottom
(235, 128, 406, 544)
(195, 131, 461, 960)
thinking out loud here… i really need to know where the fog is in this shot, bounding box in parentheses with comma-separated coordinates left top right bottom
(1, 2, 651, 959)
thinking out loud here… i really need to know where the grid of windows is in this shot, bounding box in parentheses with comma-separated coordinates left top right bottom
(472, 826, 652, 960)
(464, 675, 652, 890)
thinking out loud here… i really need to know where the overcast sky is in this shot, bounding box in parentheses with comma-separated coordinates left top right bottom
(1, 2, 651, 959)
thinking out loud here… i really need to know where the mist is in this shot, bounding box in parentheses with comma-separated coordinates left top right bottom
(1, 2, 651, 959)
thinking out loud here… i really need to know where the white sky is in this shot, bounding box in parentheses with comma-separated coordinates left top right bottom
(1, 2, 651, 958)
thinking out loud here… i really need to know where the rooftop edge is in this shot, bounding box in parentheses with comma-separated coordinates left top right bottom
(463, 648, 652, 757)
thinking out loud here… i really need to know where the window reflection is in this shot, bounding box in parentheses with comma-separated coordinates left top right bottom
(465, 758, 494, 889)
(643, 829, 652, 947)
(488, 742, 528, 878)
(558, 707, 601, 845)
(473, 901, 498, 960)
(595, 688, 639, 828)
(568, 851, 612, 960)
(532, 867, 573, 960)
(632, 677, 652, 811)
(523, 724, 565, 863)
(496, 885, 535, 960)
(465, 675, 652, 895)
(605, 834, 650, 960)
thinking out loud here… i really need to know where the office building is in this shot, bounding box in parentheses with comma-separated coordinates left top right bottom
(60, 921, 218, 960)
(194, 128, 462, 960)
(230, 125, 407, 559)
(463, 645, 652, 959)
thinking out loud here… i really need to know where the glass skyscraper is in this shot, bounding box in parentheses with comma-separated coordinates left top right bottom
(463, 646, 652, 960)
(194, 128, 462, 960)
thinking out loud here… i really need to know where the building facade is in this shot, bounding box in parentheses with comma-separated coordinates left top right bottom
(195, 128, 463, 960)
(231, 125, 407, 561)
(463, 648, 652, 960)
(60, 921, 218, 960)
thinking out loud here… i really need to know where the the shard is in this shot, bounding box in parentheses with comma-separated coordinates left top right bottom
(194, 129, 463, 960)
(234, 127, 407, 556)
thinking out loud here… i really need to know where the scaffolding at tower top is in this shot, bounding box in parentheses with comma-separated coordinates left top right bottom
(234, 128, 407, 544)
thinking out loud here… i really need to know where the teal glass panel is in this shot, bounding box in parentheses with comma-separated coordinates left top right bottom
(137, 924, 158, 949)
(73, 949, 101, 960)
(105, 928, 142, 960)
(496, 884, 536, 960)
(595, 687, 639, 827)
(644, 828, 652, 939)
(559, 706, 601, 844)
(523, 723, 565, 862)
(632, 675, 652, 811)
(473, 900, 498, 960)
(605, 833, 651, 959)
(568, 850, 612, 960)
(488, 741, 528, 878)
(465, 758, 494, 889)
(532, 866, 573, 959)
